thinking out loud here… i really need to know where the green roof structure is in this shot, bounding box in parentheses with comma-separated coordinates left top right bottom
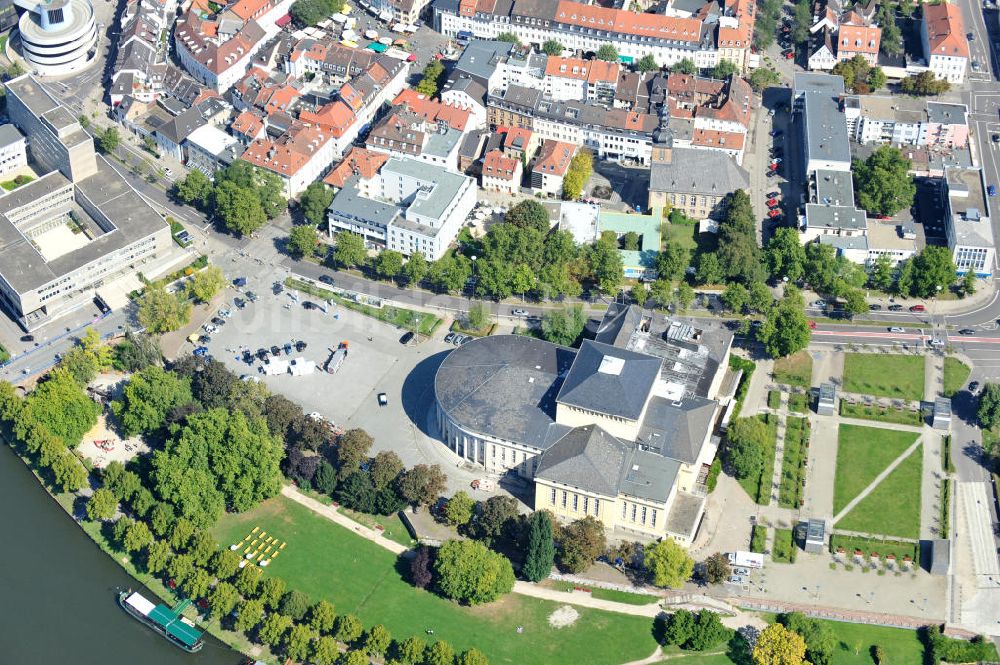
(597, 211, 661, 279)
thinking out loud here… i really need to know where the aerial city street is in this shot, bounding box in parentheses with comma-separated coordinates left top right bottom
(1, 0, 1000, 661)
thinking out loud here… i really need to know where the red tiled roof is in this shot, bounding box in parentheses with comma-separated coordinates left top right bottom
(838, 22, 881, 56)
(482, 149, 519, 180)
(554, 0, 703, 43)
(324, 147, 389, 187)
(691, 128, 746, 151)
(392, 89, 472, 131)
(533, 140, 576, 176)
(923, 2, 969, 59)
(299, 100, 356, 137)
(240, 122, 332, 177)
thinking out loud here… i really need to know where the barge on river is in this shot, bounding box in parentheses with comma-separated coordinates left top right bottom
(117, 590, 205, 653)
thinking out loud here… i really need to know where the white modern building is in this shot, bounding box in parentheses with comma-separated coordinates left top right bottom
(15, 0, 97, 75)
(0, 125, 28, 179)
(943, 167, 995, 277)
(328, 157, 476, 261)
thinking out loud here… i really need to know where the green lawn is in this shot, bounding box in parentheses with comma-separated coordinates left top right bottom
(842, 353, 925, 400)
(750, 525, 767, 553)
(546, 581, 658, 606)
(778, 417, 809, 508)
(212, 497, 659, 665)
(772, 528, 797, 563)
(833, 425, 919, 514)
(836, 445, 923, 539)
(286, 277, 441, 335)
(772, 351, 813, 388)
(839, 401, 924, 426)
(787, 392, 810, 414)
(767, 390, 781, 410)
(338, 507, 416, 548)
(942, 357, 971, 397)
(736, 414, 777, 505)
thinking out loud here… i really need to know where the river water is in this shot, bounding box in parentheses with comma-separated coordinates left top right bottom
(0, 444, 242, 665)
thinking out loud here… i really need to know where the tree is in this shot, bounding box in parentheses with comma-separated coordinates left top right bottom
(758, 287, 811, 358)
(333, 613, 363, 643)
(555, 516, 606, 573)
(234, 564, 261, 598)
(17, 368, 100, 447)
(416, 59, 445, 97)
(791, 0, 811, 44)
(400, 252, 429, 286)
(750, 68, 780, 92)
(656, 240, 690, 281)
(214, 181, 267, 236)
(309, 599, 337, 633)
(542, 39, 563, 55)
(288, 224, 319, 258)
(496, 31, 519, 43)
(334, 231, 367, 268)
(145, 539, 171, 575)
(112, 365, 192, 436)
(458, 648, 490, 665)
(375, 249, 404, 280)
(137, 285, 192, 333)
(621, 231, 641, 252)
(170, 518, 196, 551)
(636, 53, 660, 72)
(780, 612, 836, 665)
(333, 428, 374, 480)
(870, 253, 894, 291)
(841, 289, 868, 318)
(182, 567, 212, 599)
(506, 199, 550, 232)
(398, 463, 447, 511)
(685, 611, 729, 650)
(97, 127, 120, 154)
(211, 548, 241, 580)
(472, 495, 520, 546)
(86, 488, 118, 521)
(260, 577, 287, 610)
(311, 635, 340, 665)
(175, 170, 214, 208)
(874, 645, 885, 664)
(369, 450, 404, 491)
(259, 612, 293, 647)
(313, 461, 338, 495)
(410, 545, 434, 589)
(853, 146, 915, 217)
(188, 530, 218, 567)
(425, 641, 457, 665)
(901, 71, 950, 95)
(767, 228, 807, 282)
(879, 2, 902, 55)
(672, 58, 698, 75)
(911, 246, 956, 298)
(540, 305, 587, 346)
(752, 623, 807, 665)
(644, 538, 695, 588)
(395, 636, 427, 664)
(278, 589, 312, 621)
(962, 269, 977, 297)
(301, 181, 334, 225)
(703, 552, 732, 584)
(336, 472, 376, 513)
(363, 624, 392, 656)
(710, 59, 738, 80)
(832, 55, 880, 94)
(522, 511, 556, 582)
(466, 301, 490, 331)
(596, 44, 619, 62)
(444, 490, 475, 526)
(978, 384, 1000, 428)
(183, 265, 224, 304)
(562, 149, 592, 200)
(694, 252, 725, 285)
(662, 609, 696, 646)
(675, 283, 695, 312)
(284, 624, 317, 661)
(232, 596, 265, 632)
(215, 161, 286, 219)
(435, 539, 516, 605)
(121, 520, 153, 553)
(724, 416, 768, 479)
(291, 0, 339, 26)
(207, 581, 240, 619)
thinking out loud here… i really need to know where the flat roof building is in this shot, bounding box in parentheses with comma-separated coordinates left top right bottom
(943, 167, 995, 277)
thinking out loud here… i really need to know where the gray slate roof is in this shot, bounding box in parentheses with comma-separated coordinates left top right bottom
(434, 334, 576, 451)
(556, 340, 662, 421)
(452, 40, 514, 83)
(0, 123, 25, 149)
(535, 425, 680, 503)
(649, 147, 749, 197)
(637, 395, 717, 464)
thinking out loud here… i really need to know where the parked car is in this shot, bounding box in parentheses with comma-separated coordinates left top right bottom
(233, 277, 247, 287)
(217, 308, 231, 318)
(770, 129, 782, 137)
(302, 301, 318, 310)
(270, 345, 281, 356)
(234, 297, 246, 309)
(19, 335, 33, 342)
(929, 339, 945, 347)
(294, 341, 307, 352)
(245, 291, 258, 302)
(993, 134, 1000, 143)
(193, 346, 209, 357)
(444, 332, 456, 343)
(812, 300, 827, 308)
(272, 282, 284, 295)
(202, 324, 217, 334)
(256, 348, 269, 361)
(766, 170, 779, 178)
(766, 198, 779, 207)
(511, 308, 528, 316)
(210, 317, 226, 327)
(400, 331, 415, 345)
(989, 185, 997, 197)
(970, 381, 980, 392)
(199, 335, 212, 345)
(319, 275, 335, 285)
(378, 392, 388, 407)
(967, 31, 975, 40)
(768, 209, 781, 218)
(771, 157, 783, 164)
(959, 328, 976, 335)
(889, 326, 905, 333)
(909, 304, 926, 312)
(242, 350, 253, 364)
(452, 334, 468, 346)
(767, 191, 780, 198)
(888, 304, 903, 311)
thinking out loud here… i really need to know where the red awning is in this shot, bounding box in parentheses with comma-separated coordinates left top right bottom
(275, 13, 292, 27)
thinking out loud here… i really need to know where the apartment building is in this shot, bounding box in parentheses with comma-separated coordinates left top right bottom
(843, 96, 969, 148)
(943, 167, 995, 276)
(0, 125, 27, 179)
(480, 149, 522, 194)
(921, 1, 969, 84)
(530, 139, 575, 196)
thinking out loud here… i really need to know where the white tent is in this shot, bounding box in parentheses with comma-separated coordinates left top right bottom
(289, 357, 316, 376)
(263, 359, 290, 376)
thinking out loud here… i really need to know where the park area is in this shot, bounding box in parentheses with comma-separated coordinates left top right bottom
(942, 357, 971, 397)
(832, 425, 922, 539)
(771, 351, 813, 388)
(842, 354, 924, 400)
(212, 496, 660, 665)
(736, 414, 778, 505)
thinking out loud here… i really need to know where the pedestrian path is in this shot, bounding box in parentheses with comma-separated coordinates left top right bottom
(958, 482, 1000, 577)
(831, 436, 924, 525)
(767, 398, 788, 507)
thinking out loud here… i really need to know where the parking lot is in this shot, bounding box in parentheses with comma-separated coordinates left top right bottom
(197, 275, 493, 495)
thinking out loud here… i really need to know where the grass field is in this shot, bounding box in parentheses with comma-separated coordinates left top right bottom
(545, 580, 658, 606)
(833, 425, 919, 514)
(750, 525, 767, 553)
(772, 351, 813, 388)
(778, 417, 809, 508)
(942, 357, 971, 397)
(768, 390, 781, 410)
(285, 277, 441, 335)
(772, 528, 797, 563)
(839, 401, 924, 426)
(787, 392, 810, 414)
(212, 497, 659, 665)
(736, 414, 777, 505)
(842, 354, 924, 400)
(836, 447, 923, 539)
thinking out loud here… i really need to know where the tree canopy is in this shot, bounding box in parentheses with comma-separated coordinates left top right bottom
(540, 305, 587, 346)
(644, 538, 695, 588)
(112, 365, 192, 436)
(17, 368, 99, 448)
(138, 285, 192, 334)
(434, 539, 516, 605)
(853, 146, 915, 216)
(757, 287, 811, 358)
(300, 181, 334, 225)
